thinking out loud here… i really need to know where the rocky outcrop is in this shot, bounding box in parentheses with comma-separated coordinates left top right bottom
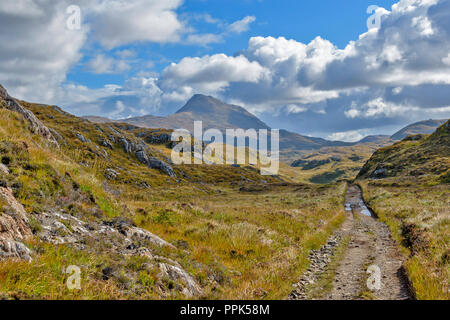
(0, 84, 58, 146)
(0, 187, 33, 261)
(136, 150, 176, 177)
(158, 263, 203, 298)
(76, 133, 90, 143)
(29, 209, 201, 297)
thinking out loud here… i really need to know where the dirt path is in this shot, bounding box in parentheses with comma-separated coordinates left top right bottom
(290, 184, 413, 300)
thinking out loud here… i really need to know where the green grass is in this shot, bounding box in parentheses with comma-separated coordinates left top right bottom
(0, 102, 350, 300)
(359, 179, 449, 300)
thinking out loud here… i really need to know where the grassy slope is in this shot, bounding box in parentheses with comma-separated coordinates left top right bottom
(0, 101, 347, 299)
(357, 121, 450, 300)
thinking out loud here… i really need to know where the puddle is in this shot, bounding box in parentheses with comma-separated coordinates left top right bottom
(345, 185, 373, 217)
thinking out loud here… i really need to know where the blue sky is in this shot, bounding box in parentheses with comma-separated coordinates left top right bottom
(68, 0, 397, 89)
(0, 0, 449, 141)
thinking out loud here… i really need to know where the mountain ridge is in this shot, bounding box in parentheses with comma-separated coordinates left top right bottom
(390, 119, 447, 140)
(85, 94, 352, 152)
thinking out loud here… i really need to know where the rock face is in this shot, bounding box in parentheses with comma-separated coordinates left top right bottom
(0, 84, 58, 146)
(0, 187, 33, 261)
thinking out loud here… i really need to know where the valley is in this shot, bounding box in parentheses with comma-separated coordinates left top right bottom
(0, 84, 448, 300)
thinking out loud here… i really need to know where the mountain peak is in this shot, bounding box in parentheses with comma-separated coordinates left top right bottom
(176, 94, 232, 115)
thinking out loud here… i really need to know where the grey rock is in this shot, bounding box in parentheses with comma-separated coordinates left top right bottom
(0, 164, 9, 175)
(136, 150, 176, 177)
(76, 133, 89, 143)
(0, 187, 33, 261)
(372, 167, 388, 179)
(158, 263, 202, 298)
(101, 139, 113, 149)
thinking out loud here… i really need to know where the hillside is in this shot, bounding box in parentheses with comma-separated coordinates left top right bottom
(356, 120, 449, 299)
(391, 119, 447, 140)
(358, 120, 450, 180)
(0, 84, 347, 300)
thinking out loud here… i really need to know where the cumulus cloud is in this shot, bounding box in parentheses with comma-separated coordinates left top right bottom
(156, 0, 450, 136)
(0, 0, 87, 102)
(90, 0, 184, 49)
(161, 54, 267, 95)
(1, 0, 449, 139)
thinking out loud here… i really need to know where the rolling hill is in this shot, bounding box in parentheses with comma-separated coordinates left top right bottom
(390, 119, 447, 140)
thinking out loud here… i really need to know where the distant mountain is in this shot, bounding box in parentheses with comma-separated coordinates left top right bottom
(391, 119, 447, 140)
(82, 115, 112, 123)
(86, 94, 353, 152)
(121, 94, 270, 133)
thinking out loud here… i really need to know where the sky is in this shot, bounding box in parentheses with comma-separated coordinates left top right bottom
(0, 0, 449, 141)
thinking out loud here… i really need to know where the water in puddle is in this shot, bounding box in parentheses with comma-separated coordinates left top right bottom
(360, 207, 372, 217)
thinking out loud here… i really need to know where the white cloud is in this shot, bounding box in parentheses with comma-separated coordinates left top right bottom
(227, 16, 256, 34)
(0, 0, 87, 102)
(115, 49, 136, 59)
(91, 0, 184, 49)
(158, 0, 450, 125)
(327, 130, 364, 142)
(186, 33, 223, 46)
(86, 54, 130, 74)
(186, 16, 257, 46)
(443, 54, 450, 66)
(161, 54, 267, 94)
(285, 104, 307, 114)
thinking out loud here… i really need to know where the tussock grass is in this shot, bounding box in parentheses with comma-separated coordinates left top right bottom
(359, 179, 449, 300)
